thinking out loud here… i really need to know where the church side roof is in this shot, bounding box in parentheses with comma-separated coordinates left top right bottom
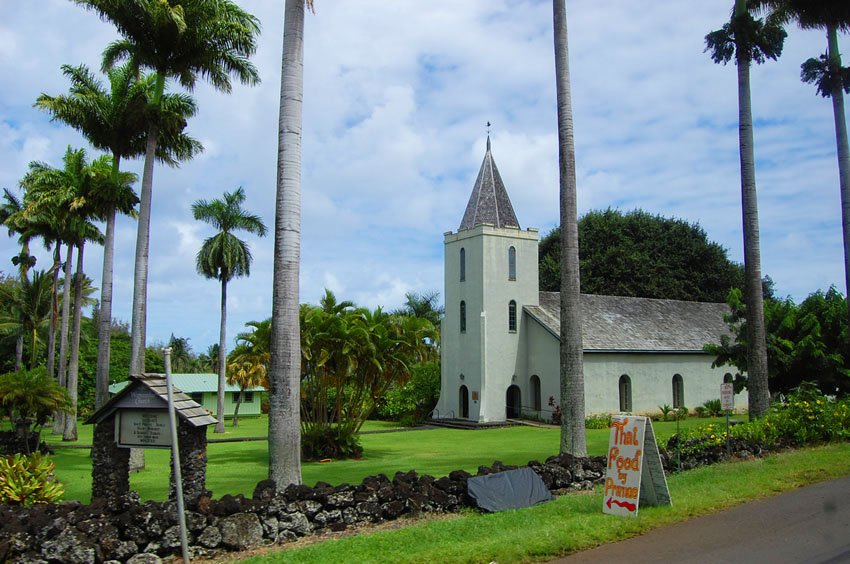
(459, 137, 520, 230)
(524, 292, 731, 353)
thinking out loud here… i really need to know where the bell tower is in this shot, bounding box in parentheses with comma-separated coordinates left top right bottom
(435, 137, 539, 422)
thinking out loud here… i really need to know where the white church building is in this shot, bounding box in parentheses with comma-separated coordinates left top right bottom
(433, 139, 747, 423)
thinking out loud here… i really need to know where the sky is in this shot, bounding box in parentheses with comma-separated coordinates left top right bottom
(0, 1, 847, 356)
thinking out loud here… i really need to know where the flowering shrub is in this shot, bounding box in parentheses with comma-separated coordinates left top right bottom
(0, 453, 64, 506)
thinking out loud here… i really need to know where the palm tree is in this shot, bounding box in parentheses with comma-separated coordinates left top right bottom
(269, 0, 314, 488)
(226, 343, 269, 427)
(754, 1, 850, 332)
(73, 0, 261, 376)
(193, 187, 267, 433)
(552, 0, 587, 456)
(706, 1, 786, 418)
(35, 62, 201, 408)
(0, 269, 54, 369)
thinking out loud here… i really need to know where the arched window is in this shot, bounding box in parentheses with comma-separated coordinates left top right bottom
(460, 248, 466, 282)
(619, 375, 632, 412)
(508, 300, 517, 332)
(672, 374, 684, 408)
(530, 375, 541, 411)
(460, 301, 466, 333)
(508, 246, 516, 281)
(723, 373, 733, 384)
(459, 385, 469, 419)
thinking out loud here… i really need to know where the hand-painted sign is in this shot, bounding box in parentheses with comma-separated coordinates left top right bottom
(721, 383, 735, 411)
(116, 410, 172, 449)
(603, 415, 671, 516)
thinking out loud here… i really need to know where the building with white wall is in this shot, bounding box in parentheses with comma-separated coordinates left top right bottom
(434, 139, 746, 422)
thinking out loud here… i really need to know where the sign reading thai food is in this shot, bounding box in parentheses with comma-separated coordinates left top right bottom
(603, 415, 671, 516)
(116, 410, 172, 449)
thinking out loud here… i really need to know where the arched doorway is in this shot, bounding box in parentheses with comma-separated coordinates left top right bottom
(506, 385, 521, 419)
(459, 385, 469, 419)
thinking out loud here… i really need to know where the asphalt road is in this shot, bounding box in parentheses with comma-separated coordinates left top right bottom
(556, 475, 850, 564)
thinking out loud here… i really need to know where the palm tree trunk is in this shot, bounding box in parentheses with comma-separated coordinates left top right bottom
(130, 122, 160, 375)
(53, 242, 73, 435)
(46, 244, 61, 380)
(96, 207, 117, 409)
(64, 241, 84, 441)
(233, 388, 243, 428)
(269, 0, 305, 487)
(827, 26, 850, 335)
(553, 0, 587, 457)
(14, 335, 23, 372)
(215, 278, 227, 433)
(735, 0, 770, 419)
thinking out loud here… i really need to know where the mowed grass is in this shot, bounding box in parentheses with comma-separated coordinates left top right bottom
(47, 416, 729, 503)
(241, 443, 850, 564)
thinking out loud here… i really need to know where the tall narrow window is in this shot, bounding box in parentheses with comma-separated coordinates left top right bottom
(619, 375, 632, 412)
(508, 246, 516, 281)
(530, 375, 541, 411)
(460, 301, 466, 333)
(672, 374, 684, 408)
(460, 248, 466, 282)
(508, 300, 517, 332)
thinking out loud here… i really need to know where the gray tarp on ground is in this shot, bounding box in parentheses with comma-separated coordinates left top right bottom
(467, 467, 553, 512)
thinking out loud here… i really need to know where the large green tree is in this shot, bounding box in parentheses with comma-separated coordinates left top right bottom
(553, 0, 587, 457)
(270, 0, 313, 486)
(539, 209, 745, 301)
(192, 187, 267, 433)
(35, 62, 201, 408)
(755, 1, 850, 334)
(705, 1, 786, 419)
(74, 0, 260, 375)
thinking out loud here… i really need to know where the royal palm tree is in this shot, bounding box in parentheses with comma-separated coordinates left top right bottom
(706, 1, 786, 418)
(269, 0, 314, 487)
(73, 0, 261, 376)
(35, 62, 201, 407)
(754, 1, 850, 331)
(193, 187, 267, 433)
(552, 0, 587, 456)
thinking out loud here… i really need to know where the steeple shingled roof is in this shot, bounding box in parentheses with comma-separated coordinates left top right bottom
(459, 137, 520, 230)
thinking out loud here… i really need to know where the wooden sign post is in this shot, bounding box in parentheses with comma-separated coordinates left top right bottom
(603, 415, 671, 516)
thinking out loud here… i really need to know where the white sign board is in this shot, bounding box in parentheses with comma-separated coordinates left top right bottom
(116, 410, 172, 449)
(603, 416, 671, 516)
(721, 383, 735, 411)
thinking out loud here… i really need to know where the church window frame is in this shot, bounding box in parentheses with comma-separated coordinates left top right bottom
(530, 375, 541, 412)
(508, 300, 517, 332)
(672, 374, 684, 408)
(619, 374, 632, 412)
(508, 246, 517, 281)
(460, 248, 466, 282)
(460, 301, 467, 333)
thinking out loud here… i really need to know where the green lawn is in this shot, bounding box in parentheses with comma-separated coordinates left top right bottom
(244, 443, 850, 563)
(47, 416, 730, 503)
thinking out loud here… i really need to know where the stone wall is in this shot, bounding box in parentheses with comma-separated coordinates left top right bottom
(0, 454, 606, 563)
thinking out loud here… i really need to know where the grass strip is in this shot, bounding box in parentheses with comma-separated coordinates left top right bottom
(240, 443, 850, 563)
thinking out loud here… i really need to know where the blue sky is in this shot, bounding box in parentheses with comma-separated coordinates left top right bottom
(0, 0, 847, 356)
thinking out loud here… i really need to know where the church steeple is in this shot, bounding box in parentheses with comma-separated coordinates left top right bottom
(459, 136, 520, 231)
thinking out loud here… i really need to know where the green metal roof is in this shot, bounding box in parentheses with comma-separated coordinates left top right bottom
(108, 373, 266, 395)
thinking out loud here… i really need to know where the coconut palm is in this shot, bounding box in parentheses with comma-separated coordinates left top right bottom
(192, 187, 267, 433)
(35, 62, 202, 407)
(226, 343, 269, 428)
(754, 1, 850, 331)
(706, 1, 786, 418)
(73, 0, 261, 376)
(552, 0, 587, 456)
(269, 0, 314, 487)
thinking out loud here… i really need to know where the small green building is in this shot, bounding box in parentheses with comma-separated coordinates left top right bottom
(108, 373, 266, 417)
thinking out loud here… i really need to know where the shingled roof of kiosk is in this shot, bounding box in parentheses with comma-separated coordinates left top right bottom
(85, 374, 218, 427)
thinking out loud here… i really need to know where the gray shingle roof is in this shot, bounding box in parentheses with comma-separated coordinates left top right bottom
(524, 292, 730, 352)
(459, 137, 520, 230)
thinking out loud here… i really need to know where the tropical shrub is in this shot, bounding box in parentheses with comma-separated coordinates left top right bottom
(658, 404, 673, 421)
(584, 413, 611, 429)
(548, 396, 561, 425)
(702, 399, 723, 417)
(376, 361, 440, 425)
(0, 367, 72, 453)
(0, 453, 64, 506)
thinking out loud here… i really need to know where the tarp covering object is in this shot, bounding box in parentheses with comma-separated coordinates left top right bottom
(467, 467, 553, 512)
